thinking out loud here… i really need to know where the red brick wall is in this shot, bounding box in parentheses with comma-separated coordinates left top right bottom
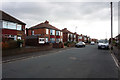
(63, 33, 68, 42)
(2, 29, 17, 35)
(27, 28, 64, 43)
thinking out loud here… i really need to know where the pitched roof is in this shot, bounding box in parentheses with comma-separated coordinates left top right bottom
(1, 10, 26, 25)
(61, 28, 73, 34)
(29, 20, 61, 31)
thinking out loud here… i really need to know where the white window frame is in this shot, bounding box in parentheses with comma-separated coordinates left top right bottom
(61, 32, 63, 36)
(46, 29, 49, 34)
(17, 24, 22, 30)
(50, 29, 55, 35)
(56, 31, 60, 36)
(8, 22, 17, 30)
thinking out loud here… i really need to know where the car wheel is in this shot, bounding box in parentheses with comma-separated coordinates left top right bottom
(98, 47, 100, 49)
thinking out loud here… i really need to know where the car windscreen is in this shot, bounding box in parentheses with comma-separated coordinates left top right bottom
(99, 40, 108, 43)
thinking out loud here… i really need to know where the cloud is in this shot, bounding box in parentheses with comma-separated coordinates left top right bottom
(2, 2, 118, 39)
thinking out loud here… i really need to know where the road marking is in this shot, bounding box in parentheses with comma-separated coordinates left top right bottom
(111, 53, 119, 69)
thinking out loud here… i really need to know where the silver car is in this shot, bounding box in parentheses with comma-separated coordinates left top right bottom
(91, 41, 95, 45)
(75, 41, 85, 48)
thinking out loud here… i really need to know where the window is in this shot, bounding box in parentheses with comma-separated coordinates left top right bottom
(8, 22, 17, 29)
(61, 32, 62, 36)
(3, 21, 8, 28)
(17, 24, 22, 30)
(2, 21, 23, 30)
(14, 35, 17, 40)
(56, 38, 60, 43)
(46, 38, 48, 42)
(61, 38, 63, 42)
(71, 34, 72, 37)
(32, 30, 34, 35)
(74, 35, 76, 38)
(56, 31, 60, 36)
(50, 29, 55, 35)
(46, 29, 49, 34)
(50, 38, 55, 41)
(68, 34, 69, 37)
(79, 36, 82, 39)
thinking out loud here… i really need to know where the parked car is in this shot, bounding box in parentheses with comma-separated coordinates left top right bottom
(91, 41, 95, 45)
(98, 40, 109, 49)
(75, 41, 85, 48)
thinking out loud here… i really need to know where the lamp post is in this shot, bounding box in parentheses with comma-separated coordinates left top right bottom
(110, 2, 113, 50)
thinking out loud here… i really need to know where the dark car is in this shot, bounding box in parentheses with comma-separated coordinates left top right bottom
(75, 41, 85, 48)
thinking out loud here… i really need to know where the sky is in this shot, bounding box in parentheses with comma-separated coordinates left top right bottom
(1, 1, 119, 40)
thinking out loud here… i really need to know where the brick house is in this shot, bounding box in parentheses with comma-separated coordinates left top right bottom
(75, 33, 79, 42)
(78, 34, 84, 42)
(26, 20, 63, 44)
(1, 10, 26, 46)
(73, 32, 77, 42)
(91, 38, 98, 43)
(62, 28, 74, 43)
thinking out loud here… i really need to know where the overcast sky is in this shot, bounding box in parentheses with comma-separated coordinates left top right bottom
(2, 2, 119, 40)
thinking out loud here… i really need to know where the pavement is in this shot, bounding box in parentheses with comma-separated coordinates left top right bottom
(2, 47, 71, 63)
(2, 44, 119, 78)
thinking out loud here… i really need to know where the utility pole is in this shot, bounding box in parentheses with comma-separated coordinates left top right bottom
(110, 2, 113, 50)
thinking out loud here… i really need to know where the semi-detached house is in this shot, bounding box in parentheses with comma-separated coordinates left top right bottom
(1, 10, 26, 46)
(26, 20, 63, 44)
(62, 28, 75, 43)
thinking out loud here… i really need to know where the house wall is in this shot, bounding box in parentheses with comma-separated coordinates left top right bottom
(63, 33, 68, 42)
(2, 24, 26, 46)
(27, 28, 63, 43)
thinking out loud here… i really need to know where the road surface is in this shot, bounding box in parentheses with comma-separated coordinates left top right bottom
(2, 45, 118, 78)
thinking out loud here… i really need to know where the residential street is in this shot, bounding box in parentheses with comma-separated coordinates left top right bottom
(2, 44, 118, 78)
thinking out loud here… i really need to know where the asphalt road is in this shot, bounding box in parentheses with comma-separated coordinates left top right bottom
(2, 44, 118, 78)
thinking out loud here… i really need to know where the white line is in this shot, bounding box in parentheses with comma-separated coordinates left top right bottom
(111, 53, 119, 68)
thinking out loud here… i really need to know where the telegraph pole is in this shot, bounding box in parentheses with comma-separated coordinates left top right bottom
(110, 2, 113, 50)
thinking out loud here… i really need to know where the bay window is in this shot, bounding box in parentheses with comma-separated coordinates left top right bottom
(56, 38, 60, 43)
(2, 20, 22, 31)
(17, 24, 22, 30)
(56, 31, 60, 36)
(50, 38, 55, 41)
(8, 22, 17, 29)
(50, 29, 55, 35)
